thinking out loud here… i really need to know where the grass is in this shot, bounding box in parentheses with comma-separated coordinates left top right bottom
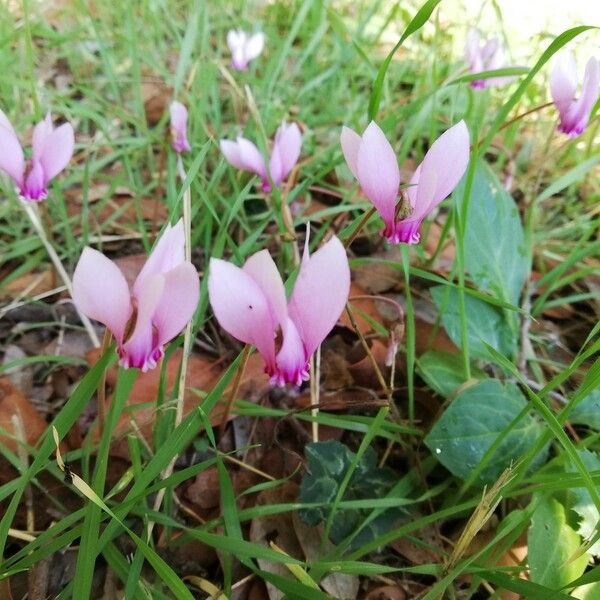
(0, 0, 600, 598)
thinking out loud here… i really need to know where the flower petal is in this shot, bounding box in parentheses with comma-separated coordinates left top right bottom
(134, 220, 185, 295)
(169, 101, 191, 153)
(269, 122, 301, 184)
(39, 122, 74, 183)
(569, 56, 600, 130)
(0, 122, 24, 186)
(274, 317, 309, 386)
(355, 121, 400, 229)
(121, 273, 165, 371)
(237, 138, 267, 178)
(340, 126, 361, 180)
(464, 29, 482, 68)
(411, 120, 470, 220)
(208, 258, 277, 371)
(153, 262, 199, 346)
(0, 109, 19, 138)
(243, 249, 288, 331)
(31, 113, 53, 162)
(288, 235, 350, 358)
(244, 32, 265, 61)
(72, 247, 132, 343)
(551, 50, 579, 110)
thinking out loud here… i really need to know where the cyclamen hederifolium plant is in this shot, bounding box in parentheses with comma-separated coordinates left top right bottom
(0, 2, 599, 599)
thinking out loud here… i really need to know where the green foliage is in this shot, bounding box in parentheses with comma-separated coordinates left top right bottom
(299, 441, 406, 545)
(417, 351, 486, 397)
(570, 391, 600, 430)
(458, 161, 529, 306)
(424, 379, 547, 484)
(430, 286, 516, 359)
(528, 496, 588, 590)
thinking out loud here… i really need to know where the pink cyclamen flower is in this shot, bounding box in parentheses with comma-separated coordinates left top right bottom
(72, 220, 199, 372)
(220, 121, 302, 192)
(341, 120, 469, 245)
(169, 101, 191, 153)
(464, 29, 514, 89)
(208, 234, 350, 386)
(550, 51, 600, 138)
(227, 29, 265, 71)
(0, 110, 74, 202)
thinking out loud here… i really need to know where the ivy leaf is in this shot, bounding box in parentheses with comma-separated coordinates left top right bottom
(424, 379, 547, 484)
(528, 496, 588, 589)
(299, 441, 406, 546)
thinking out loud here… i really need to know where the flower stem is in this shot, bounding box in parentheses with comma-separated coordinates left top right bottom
(22, 201, 100, 348)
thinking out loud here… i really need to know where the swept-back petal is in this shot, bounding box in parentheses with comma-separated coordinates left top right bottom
(244, 32, 265, 61)
(31, 113, 53, 162)
(464, 29, 481, 66)
(243, 249, 287, 330)
(0, 123, 24, 186)
(227, 29, 246, 51)
(237, 138, 267, 178)
(0, 109, 18, 138)
(355, 121, 400, 228)
(411, 120, 469, 220)
(153, 262, 199, 345)
(134, 220, 185, 294)
(220, 139, 245, 169)
(288, 235, 350, 358)
(274, 317, 309, 386)
(121, 273, 165, 371)
(39, 122, 74, 183)
(72, 247, 132, 343)
(551, 50, 579, 110)
(568, 57, 600, 128)
(208, 258, 278, 371)
(270, 122, 301, 184)
(340, 126, 361, 180)
(169, 101, 191, 153)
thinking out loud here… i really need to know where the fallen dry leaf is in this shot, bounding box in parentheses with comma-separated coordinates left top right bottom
(364, 585, 407, 600)
(0, 377, 47, 454)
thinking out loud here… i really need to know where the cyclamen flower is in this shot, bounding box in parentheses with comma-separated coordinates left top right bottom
(208, 235, 350, 386)
(169, 101, 191, 153)
(341, 120, 469, 245)
(220, 121, 302, 192)
(550, 51, 600, 137)
(227, 29, 265, 71)
(72, 220, 199, 372)
(0, 110, 74, 202)
(464, 29, 514, 89)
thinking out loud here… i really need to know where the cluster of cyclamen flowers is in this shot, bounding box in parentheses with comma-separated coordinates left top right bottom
(0, 29, 598, 383)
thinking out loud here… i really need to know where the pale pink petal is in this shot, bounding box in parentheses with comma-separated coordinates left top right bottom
(121, 274, 165, 371)
(31, 113, 53, 162)
(169, 101, 191, 153)
(227, 29, 245, 50)
(411, 120, 469, 220)
(72, 247, 132, 343)
(340, 126, 361, 180)
(464, 29, 481, 67)
(269, 122, 301, 185)
(153, 262, 199, 345)
(288, 235, 350, 358)
(244, 32, 265, 61)
(237, 138, 267, 178)
(273, 317, 309, 386)
(355, 121, 400, 229)
(0, 109, 19, 138)
(220, 139, 246, 170)
(208, 258, 278, 372)
(39, 122, 74, 183)
(23, 160, 46, 201)
(569, 57, 600, 129)
(481, 38, 500, 63)
(243, 250, 288, 330)
(0, 123, 24, 186)
(133, 220, 185, 294)
(551, 50, 579, 110)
